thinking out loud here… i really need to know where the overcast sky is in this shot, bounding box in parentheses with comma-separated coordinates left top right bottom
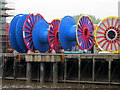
(8, 0, 120, 22)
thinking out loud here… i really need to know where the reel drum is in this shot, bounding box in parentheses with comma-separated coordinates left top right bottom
(95, 16, 120, 53)
(59, 15, 94, 51)
(9, 14, 25, 53)
(48, 19, 61, 52)
(76, 15, 94, 51)
(23, 13, 44, 52)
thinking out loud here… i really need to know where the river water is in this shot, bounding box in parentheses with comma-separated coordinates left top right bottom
(1, 80, 120, 90)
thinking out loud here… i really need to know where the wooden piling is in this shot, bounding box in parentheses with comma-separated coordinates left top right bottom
(26, 62, 32, 83)
(78, 58, 81, 81)
(13, 56, 17, 80)
(64, 58, 67, 82)
(2, 56, 6, 80)
(92, 57, 95, 81)
(40, 62, 45, 83)
(53, 62, 58, 83)
(108, 60, 111, 82)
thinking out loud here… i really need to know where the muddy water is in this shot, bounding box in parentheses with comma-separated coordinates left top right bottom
(1, 80, 120, 90)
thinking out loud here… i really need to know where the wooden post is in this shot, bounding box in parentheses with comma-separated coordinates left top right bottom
(64, 58, 67, 82)
(92, 57, 95, 81)
(40, 62, 45, 83)
(53, 62, 58, 83)
(0, 55, 2, 78)
(13, 56, 17, 80)
(26, 62, 32, 83)
(2, 56, 6, 80)
(37, 63, 40, 82)
(108, 60, 111, 82)
(78, 58, 81, 81)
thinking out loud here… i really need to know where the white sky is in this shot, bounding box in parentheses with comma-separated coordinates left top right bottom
(9, 0, 120, 22)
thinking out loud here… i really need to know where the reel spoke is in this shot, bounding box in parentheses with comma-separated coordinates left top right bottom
(106, 19, 110, 28)
(97, 31, 106, 34)
(102, 22, 108, 29)
(98, 38, 106, 44)
(98, 26, 106, 32)
(114, 19, 119, 28)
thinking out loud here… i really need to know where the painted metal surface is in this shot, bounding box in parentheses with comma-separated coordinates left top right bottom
(9, 14, 24, 53)
(95, 16, 120, 53)
(59, 16, 77, 51)
(16, 14, 29, 53)
(23, 13, 44, 53)
(32, 19, 50, 53)
(48, 19, 61, 52)
(76, 15, 94, 51)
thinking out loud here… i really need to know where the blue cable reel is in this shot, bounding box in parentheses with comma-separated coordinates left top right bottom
(32, 19, 61, 53)
(9, 14, 30, 53)
(59, 15, 94, 52)
(23, 13, 44, 53)
(59, 16, 77, 51)
(9, 13, 44, 53)
(9, 14, 27, 53)
(16, 14, 30, 53)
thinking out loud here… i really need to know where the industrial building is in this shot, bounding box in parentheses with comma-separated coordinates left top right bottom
(0, 0, 14, 53)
